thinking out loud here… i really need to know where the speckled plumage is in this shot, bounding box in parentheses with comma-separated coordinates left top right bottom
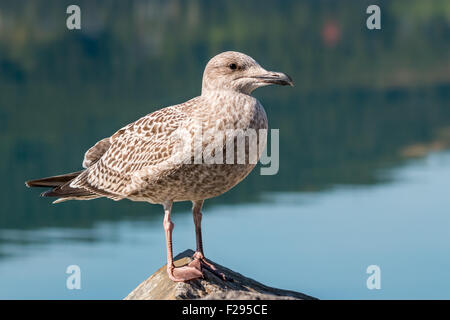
(27, 51, 293, 282)
(27, 51, 293, 205)
(70, 91, 267, 204)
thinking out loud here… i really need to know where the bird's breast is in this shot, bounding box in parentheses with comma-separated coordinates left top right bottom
(198, 92, 268, 131)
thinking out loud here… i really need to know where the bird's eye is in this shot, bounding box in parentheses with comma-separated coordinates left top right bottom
(229, 63, 237, 70)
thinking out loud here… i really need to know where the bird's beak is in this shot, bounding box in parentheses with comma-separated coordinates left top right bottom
(251, 71, 294, 87)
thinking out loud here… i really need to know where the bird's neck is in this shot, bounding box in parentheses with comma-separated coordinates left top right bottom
(194, 90, 265, 131)
(200, 89, 257, 104)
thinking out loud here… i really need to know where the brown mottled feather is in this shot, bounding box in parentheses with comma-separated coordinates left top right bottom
(27, 52, 279, 204)
(83, 138, 112, 168)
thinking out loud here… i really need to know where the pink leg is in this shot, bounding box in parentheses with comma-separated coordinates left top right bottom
(188, 200, 230, 281)
(163, 201, 203, 282)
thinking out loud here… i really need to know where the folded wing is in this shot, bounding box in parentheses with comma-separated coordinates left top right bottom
(70, 104, 192, 200)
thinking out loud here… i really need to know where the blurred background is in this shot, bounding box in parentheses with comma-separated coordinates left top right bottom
(0, 0, 449, 299)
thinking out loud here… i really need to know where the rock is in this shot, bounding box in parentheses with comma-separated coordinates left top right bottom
(124, 249, 317, 300)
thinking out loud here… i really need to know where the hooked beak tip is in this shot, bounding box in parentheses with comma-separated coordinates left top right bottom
(253, 72, 294, 87)
(284, 73, 294, 87)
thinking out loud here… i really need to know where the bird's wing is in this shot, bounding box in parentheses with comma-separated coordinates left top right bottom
(82, 114, 144, 169)
(82, 137, 112, 168)
(70, 103, 194, 199)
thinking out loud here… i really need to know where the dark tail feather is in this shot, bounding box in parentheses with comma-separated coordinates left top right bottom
(25, 171, 84, 188)
(26, 170, 95, 201)
(40, 185, 93, 198)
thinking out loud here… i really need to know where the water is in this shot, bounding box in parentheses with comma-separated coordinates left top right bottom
(0, 0, 449, 299)
(0, 151, 449, 299)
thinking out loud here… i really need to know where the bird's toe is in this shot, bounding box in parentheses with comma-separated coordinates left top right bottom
(167, 265, 203, 282)
(189, 253, 231, 282)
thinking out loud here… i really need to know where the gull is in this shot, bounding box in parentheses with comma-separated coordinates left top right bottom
(26, 51, 293, 282)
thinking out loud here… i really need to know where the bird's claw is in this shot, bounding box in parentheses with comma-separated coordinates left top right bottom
(189, 252, 231, 282)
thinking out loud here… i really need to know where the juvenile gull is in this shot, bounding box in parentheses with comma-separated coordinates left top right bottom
(26, 51, 293, 282)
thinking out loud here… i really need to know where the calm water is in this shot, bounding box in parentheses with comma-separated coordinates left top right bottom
(1, 151, 450, 299)
(0, 0, 449, 299)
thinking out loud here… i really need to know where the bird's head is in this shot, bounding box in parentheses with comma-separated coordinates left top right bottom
(201, 51, 293, 95)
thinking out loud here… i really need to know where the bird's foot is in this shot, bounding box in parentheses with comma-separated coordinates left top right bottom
(188, 251, 231, 281)
(167, 264, 203, 282)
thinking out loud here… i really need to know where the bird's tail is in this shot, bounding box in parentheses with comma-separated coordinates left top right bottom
(25, 170, 98, 203)
(26, 171, 83, 188)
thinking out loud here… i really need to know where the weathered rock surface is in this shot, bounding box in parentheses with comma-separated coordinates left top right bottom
(125, 249, 316, 300)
